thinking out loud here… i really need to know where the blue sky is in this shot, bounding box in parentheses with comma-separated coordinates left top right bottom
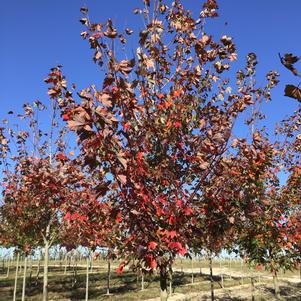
(0, 0, 300, 129)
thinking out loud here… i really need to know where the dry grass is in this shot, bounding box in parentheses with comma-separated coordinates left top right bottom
(0, 258, 300, 300)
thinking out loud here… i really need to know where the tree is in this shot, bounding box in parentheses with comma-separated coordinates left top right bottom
(0, 99, 97, 301)
(46, 1, 280, 300)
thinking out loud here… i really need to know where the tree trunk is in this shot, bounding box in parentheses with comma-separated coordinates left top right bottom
(43, 237, 50, 301)
(85, 256, 89, 301)
(273, 270, 280, 298)
(251, 276, 255, 301)
(141, 269, 145, 290)
(19, 257, 22, 275)
(6, 258, 10, 278)
(90, 254, 93, 272)
(13, 253, 20, 301)
(191, 259, 194, 283)
(35, 258, 41, 285)
(106, 259, 111, 295)
(21, 256, 28, 301)
(64, 254, 67, 275)
(209, 255, 214, 301)
(160, 267, 168, 301)
(169, 264, 173, 296)
(29, 257, 32, 285)
(72, 256, 78, 287)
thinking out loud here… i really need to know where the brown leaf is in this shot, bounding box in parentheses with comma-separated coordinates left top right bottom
(117, 174, 127, 184)
(280, 53, 300, 76)
(284, 85, 301, 102)
(95, 107, 118, 124)
(125, 28, 133, 35)
(228, 216, 235, 224)
(117, 154, 127, 169)
(104, 19, 117, 38)
(199, 161, 209, 170)
(79, 18, 89, 26)
(96, 93, 112, 107)
(80, 7, 88, 14)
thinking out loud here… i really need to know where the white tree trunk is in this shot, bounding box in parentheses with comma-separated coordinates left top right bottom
(21, 256, 28, 301)
(13, 253, 20, 301)
(106, 259, 111, 295)
(85, 256, 89, 301)
(191, 259, 194, 283)
(6, 258, 10, 278)
(43, 224, 51, 301)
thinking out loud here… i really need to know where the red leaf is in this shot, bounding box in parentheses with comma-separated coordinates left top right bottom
(166, 230, 177, 238)
(56, 153, 68, 161)
(148, 241, 157, 250)
(178, 248, 187, 256)
(80, 215, 87, 222)
(183, 207, 193, 216)
(173, 89, 183, 97)
(149, 258, 157, 269)
(169, 241, 182, 249)
(116, 212, 122, 223)
(137, 152, 144, 160)
(72, 212, 80, 220)
(62, 113, 70, 121)
(174, 121, 182, 128)
(64, 212, 71, 221)
(123, 123, 131, 130)
(117, 261, 125, 274)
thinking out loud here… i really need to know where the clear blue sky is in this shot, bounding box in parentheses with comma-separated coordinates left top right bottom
(0, 0, 300, 128)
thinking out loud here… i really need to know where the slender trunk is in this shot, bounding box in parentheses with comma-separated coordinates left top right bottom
(299, 264, 301, 280)
(35, 258, 41, 285)
(19, 257, 22, 275)
(6, 258, 10, 278)
(221, 273, 224, 288)
(251, 276, 255, 301)
(106, 259, 111, 295)
(240, 260, 243, 284)
(72, 256, 77, 287)
(29, 257, 32, 285)
(64, 254, 67, 275)
(169, 264, 173, 296)
(273, 270, 280, 298)
(209, 255, 214, 301)
(85, 256, 89, 301)
(43, 240, 49, 301)
(141, 269, 145, 290)
(21, 256, 28, 301)
(13, 253, 20, 301)
(90, 253, 93, 272)
(160, 267, 168, 301)
(180, 258, 183, 273)
(42, 228, 50, 301)
(191, 259, 194, 283)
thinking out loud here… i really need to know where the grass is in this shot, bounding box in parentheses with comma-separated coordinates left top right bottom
(0, 258, 300, 300)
